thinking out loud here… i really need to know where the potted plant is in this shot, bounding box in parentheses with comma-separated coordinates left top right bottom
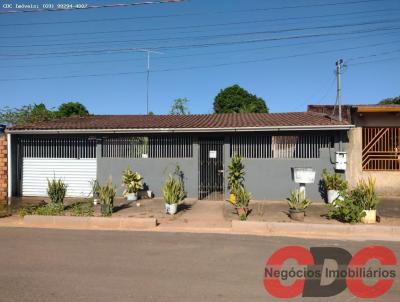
(122, 167, 144, 201)
(351, 177, 378, 224)
(99, 178, 116, 217)
(228, 154, 245, 203)
(162, 175, 185, 215)
(235, 185, 251, 221)
(287, 190, 312, 222)
(322, 169, 347, 204)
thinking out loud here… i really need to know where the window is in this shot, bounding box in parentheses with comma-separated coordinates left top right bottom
(19, 137, 96, 158)
(230, 134, 331, 159)
(362, 128, 400, 171)
(102, 135, 193, 158)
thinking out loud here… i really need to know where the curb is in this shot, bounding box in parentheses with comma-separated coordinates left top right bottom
(23, 215, 157, 230)
(232, 220, 400, 240)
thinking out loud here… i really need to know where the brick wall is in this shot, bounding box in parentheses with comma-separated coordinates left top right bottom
(0, 134, 7, 202)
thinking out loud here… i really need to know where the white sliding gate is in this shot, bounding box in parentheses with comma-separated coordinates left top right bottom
(22, 158, 97, 197)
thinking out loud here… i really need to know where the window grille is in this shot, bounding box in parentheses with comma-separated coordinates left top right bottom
(101, 135, 193, 158)
(230, 135, 331, 159)
(362, 128, 400, 171)
(19, 137, 96, 158)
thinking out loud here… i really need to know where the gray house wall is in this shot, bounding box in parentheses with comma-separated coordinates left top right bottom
(97, 131, 346, 202)
(222, 133, 345, 202)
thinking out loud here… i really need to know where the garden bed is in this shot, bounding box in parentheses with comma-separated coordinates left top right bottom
(223, 200, 400, 226)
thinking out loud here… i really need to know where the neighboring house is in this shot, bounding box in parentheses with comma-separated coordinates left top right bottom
(308, 104, 400, 196)
(0, 124, 6, 202)
(6, 112, 351, 201)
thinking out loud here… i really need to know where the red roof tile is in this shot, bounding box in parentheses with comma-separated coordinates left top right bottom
(8, 112, 350, 132)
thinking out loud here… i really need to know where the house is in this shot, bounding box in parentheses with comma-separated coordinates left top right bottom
(5, 112, 352, 201)
(308, 104, 400, 196)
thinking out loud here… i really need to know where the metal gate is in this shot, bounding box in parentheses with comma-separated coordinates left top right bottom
(198, 138, 224, 200)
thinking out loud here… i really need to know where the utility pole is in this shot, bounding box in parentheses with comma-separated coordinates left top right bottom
(335, 59, 344, 122)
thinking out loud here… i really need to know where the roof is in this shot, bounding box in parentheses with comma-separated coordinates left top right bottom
(7, 112, 352, 133)
(355, 104, 400, 113)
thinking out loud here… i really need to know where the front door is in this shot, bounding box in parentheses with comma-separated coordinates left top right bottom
(198, 138, 224, 200)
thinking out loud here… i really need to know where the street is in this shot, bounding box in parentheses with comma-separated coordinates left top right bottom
(0, 228, 399, 302)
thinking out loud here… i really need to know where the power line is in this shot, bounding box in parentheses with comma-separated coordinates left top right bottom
(2, 18, 399, 49)
(3, 25, 400, 58)
(347, 56, 400, 65)
(2, 44, 400, 82)
(0, 0, 185, 14)
(0, 0, 391, 25)
(2, 7, 399, 40)
(2, 30, 399, 68)
(347, 48, 400, 62)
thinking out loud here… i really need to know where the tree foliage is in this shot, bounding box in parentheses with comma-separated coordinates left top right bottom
(213, 84, 269, 113)
(0, 103, 54, 125)
(57, 102, 89, 117)
(379, 96, 400, 105)
(169, 98, 190, 115)
(0, 102, 89, 126)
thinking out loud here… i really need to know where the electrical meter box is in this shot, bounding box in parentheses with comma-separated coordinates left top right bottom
(335, 151, 347, 170)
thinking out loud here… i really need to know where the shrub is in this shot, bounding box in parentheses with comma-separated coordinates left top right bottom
(327, 195, 365, 223)
(70, 202, 94, 217)
(287, 190, 311, 211)
(47, 178, 67, 204)
(122, 168, 143, 196)
(162, 175, 185, 205)
(228, 154, 245, 194)
(235, 185, 251, 221)
(235, 185, 251, 208)
(321, 169, 347, 191)
(351, 177, 378, 210)
(99, 178, 116, 216)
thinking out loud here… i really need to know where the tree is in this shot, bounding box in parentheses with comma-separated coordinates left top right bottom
(57, 102, 89, 117)
(0, 103, 54, 125)
(379, 96, 400, 105)
(0, 101, 90, 126)
(213, 84, 269, 113)
(169, 98, 190, 115)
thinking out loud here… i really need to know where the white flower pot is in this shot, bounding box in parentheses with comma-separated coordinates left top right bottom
(165, 203, 170, 214)
(361, 210, 376, 224)
(168, 203, 178, 215)
(127, 192, 138, 201)
(327, 190, 340, 204)
(147, 190, 153, 199)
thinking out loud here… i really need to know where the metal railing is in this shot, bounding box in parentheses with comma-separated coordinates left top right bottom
(231, 135, 331, 159)
(19, 137, 96, 158)
(102, 135, 193, 158)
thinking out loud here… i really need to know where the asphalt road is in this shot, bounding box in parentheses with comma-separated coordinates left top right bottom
(0, 228, 399, 302)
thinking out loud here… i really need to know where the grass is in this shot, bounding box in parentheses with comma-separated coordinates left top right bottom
(69, 201, 94, 217)
(18, 203, 64, 217)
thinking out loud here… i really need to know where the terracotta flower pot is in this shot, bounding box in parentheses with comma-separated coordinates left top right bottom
(289, 209, 305, 222)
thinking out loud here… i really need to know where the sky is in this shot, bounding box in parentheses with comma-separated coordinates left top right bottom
(0, 0, 399, 115)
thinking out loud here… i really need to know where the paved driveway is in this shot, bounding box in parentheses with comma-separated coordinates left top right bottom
(0, 228, 399, 302)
